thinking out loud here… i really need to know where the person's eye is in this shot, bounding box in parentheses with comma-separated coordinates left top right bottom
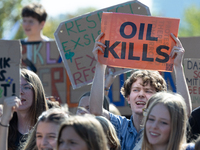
(133, 89, 138, 92)
(49, 135, 56, 139)
(146, 90, 153, 93)
(36, 135, 42, 138)
(24, 86, 31, 90)
(147, 118, 154, 121)
(161, 121, 168, 125)
(69, 141, 76, 145)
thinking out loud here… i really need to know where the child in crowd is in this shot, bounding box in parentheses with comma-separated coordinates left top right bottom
(142, 92, 195, 150)
(0, 68, 48, 150)
(21, 3, 50, 42)
(57, 115, 109, 150)
(22, 106, 69, 150)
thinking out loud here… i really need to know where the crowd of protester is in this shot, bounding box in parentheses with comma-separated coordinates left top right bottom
(1, 2, 200, 150)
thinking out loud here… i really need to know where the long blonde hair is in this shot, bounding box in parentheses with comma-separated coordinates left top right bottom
(142, 92, 187, 150)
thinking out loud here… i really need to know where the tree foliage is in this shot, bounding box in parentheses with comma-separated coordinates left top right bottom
(42, 7, 97, 39)
(15, 6, 97, 40)
(179, 5, 200, 37)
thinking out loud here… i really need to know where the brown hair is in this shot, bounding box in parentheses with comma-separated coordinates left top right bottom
(8, 68, 48, 150)
(57, 115, 109, 150)
(21, 3, 47, 22)
(22, 106, 69, 150)
(96, 116, 121, 150)
(121, 70, 167, 99)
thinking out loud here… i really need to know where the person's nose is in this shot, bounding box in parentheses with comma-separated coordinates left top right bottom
(41, 137, 49, 146)
(152, 120, 159, 129)
(138, 90, 145, 97)
(20, 87, 24, 94)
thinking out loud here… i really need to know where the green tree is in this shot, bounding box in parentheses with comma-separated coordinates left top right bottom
(179, 5, 200, 37)
(43, 7, 97, 39)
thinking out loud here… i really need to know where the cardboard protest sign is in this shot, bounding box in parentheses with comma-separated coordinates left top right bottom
(21, 41, 89, 113)
(184, 58, 200, 109)
(54, 0, 151, 89)
(0, 40, 21, 103)
(21, 41, 67, 104)
(99, 12, 180, 72)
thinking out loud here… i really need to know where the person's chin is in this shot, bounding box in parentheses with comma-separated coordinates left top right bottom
(134, 109, 143, 115)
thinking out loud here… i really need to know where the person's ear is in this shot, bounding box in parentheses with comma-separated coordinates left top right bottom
(127, 95, 130, 104)
(40, 21, 45, 30)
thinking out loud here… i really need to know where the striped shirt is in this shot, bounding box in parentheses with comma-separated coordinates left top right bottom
(109, 113, 143, 150)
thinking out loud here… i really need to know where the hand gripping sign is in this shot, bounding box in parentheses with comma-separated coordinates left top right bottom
(99, 12, 180, 72)
(54, 1, 150, 89)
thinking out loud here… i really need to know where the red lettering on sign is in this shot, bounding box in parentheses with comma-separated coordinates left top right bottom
(51, 67, 63, 103)
(86, 54, 96, 66)
(194, 70, 200, 79)
(83, 69, 90, 81)
(73, 72, 83, 85)
(74, 57, 85, 70)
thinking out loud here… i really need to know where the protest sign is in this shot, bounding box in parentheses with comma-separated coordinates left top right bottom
(0, 40, 21, 104)
(54, 0, 150, 89)
(184, 58, 200, 109)
(20, 36, 200, 115)
(99, 12, 180, 72)
(21, 41, 67, 104)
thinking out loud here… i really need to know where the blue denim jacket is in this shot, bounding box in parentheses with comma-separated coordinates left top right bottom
(109, 113, 143, 150)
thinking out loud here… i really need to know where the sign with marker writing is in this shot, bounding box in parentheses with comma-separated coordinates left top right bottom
(20, 37, 200, 114)
(0, 40, 21, 103)
(184, 58, 200, 109)
(54, 0, 151, 89)
(99, 12, 180, 72)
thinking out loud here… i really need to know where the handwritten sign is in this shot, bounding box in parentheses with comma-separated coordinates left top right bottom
(0, 40, 21, 103)
(184, 58, 200, 109)
(99, 12, 180, 72)
(54, 1, 150, 89)
(20, 36, 200, 115)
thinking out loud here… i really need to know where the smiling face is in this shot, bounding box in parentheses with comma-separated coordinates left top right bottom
(127, 78, 156, 115)
(58, 126, 88, 150)
(146, 103, 171, 149)
(36, 122, 59, 150)
(17, 76, 34, 111)
(22, 16, 44, 40)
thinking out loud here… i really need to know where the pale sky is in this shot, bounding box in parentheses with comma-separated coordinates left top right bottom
(40, 0, 152, 17)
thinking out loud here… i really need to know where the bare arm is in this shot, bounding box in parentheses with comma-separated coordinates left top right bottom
(170, 33, 192, 117)
(0, 96, 21, 150)
(104, 68, 116, 96)
(89, 33, 110, 119)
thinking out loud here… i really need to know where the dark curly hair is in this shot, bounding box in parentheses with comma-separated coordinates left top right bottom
(120, 70, 167, 99)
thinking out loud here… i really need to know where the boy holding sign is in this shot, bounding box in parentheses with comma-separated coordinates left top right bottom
(89, 31, 191, 150)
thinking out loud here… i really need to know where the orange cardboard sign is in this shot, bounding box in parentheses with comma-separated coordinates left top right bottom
(99, 12, 180, 72)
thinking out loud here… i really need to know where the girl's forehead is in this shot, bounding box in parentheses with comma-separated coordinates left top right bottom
(21, 76, 27, 83)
